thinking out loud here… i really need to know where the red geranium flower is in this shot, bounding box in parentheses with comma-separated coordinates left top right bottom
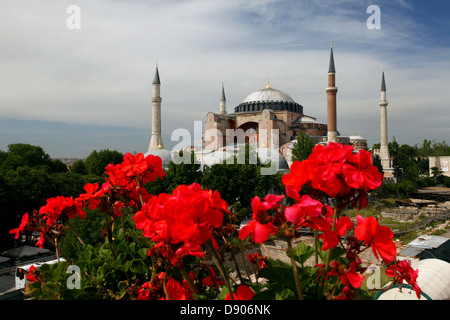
(9, 212, 29, 239)
(343, 150, 384, 190)
(202, 266, 225, 287)
(121, 152, 149, 177)
(308, 142, 348, 181)
(239, 196, 279, 244)
(26, 265, 39, 283)
(354, 215, 397, 263)
(328, 260, 364, 289)
(225, 284, 255, 300)
(320, 216, 354, 251)
(164, 276, 191, 300)
(284, 194, 323, 226)
(281, 160, 312, 199)
(247, 252, 267, 271)
(76, 183, 105, 210)
(134, 183, 227, 258)
(39, 196, 86, 226)
(386, 260, 422, 299)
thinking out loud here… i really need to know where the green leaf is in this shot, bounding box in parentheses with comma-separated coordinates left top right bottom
(316, 241, 346, 263)
(293, 242, 315, 267)
(258, 259, 297, 293)
(130, 259, 148, 274)
(253, 284, 296, 300)
(39, 261, 67, 282)
(118, 280, 128, 296)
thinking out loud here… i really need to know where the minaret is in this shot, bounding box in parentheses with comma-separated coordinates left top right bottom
(326, 42, 338, 143)
(148, 64, 163, 151)
(219, 82, 226, 115)
(379, 68, 393, 175)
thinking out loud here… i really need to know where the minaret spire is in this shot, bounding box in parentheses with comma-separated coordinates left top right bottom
(379, 68, 394, 179)
(328, 41, 336, 74)
(326, 42, 338, 143)
(148, 64, 163, 151)
(153, 63, 161, 85)
(381, 67, 386, 92)
(219, 82, 227, 115)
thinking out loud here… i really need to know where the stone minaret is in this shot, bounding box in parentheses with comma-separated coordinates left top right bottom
(326, 42, 338, 143)
(148, 64, 163, 151)
(219, 83, 226, 115)
(379, 68, 393, 175)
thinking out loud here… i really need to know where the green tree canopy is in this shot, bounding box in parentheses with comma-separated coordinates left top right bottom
(291, 133, 315, 162)
(71, 159, 88, 175)
(84, 149, 124, 176)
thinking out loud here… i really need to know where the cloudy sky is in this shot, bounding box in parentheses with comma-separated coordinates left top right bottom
(0, 0, 449, 158)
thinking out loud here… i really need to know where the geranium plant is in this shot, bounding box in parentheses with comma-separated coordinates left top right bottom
(10, 143, 422, 300)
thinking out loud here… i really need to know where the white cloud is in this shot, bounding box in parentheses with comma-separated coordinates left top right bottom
(0, 0, 448, 157)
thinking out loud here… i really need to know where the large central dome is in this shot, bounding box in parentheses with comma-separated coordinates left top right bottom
(234, 84, 303, 114)
(242, 87, 296, 103)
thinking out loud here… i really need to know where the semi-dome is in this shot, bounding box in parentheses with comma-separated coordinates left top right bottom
(257, 147, 290, 171)
(234, 84, 303, 114)
(201, 150, 234, 167)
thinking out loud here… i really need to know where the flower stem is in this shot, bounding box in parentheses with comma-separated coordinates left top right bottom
(287, 237, 303, 300)
(239, 240, 253, 283)
(314, 229, 319, 265)
(162, 271, 171, 300)
(229, 246, 245, 284)
(66, 220, 85, 245)
(180, 268, 198, 296)
(206, 240, 234, 300)
(102, 211, 117, 260)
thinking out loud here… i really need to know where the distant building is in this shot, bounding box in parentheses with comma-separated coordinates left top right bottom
(429, 156, 450, 177)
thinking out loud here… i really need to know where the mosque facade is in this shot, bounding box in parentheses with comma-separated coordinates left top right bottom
(145, 44, 375, 172)
(201, 44, 368, 169)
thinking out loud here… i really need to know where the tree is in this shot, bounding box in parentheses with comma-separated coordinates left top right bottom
(50, 159, 68, 173)
(431, 166, 443, 183)
(201, 144, 283, 210)
(291, 133, 315, 162)
(71, 159, 88, 175)
(417, 139, 450, 157)
(372, 154, 383, 175)
(84, 149, 124, 176)
(6, 143, 51, 167)
(164, 151, 203, 192)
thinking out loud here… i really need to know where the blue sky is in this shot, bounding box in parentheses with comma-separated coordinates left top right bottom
(0, 0, 449, 158)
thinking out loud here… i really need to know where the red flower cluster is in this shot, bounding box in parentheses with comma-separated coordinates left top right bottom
(104, 153, 165, 191)
(137, 272, 193, 300)
(282, 142, 384, 208)
(39, 196, 86, 227)
(238, 195, 282, 244)
(386, 260, 422, 299)
(247, 252, 267, 271)
(133, 183, 228, 261)
(238, 143, 400, 299)
(26, 265, 39, 283)
(317, 260, 365, 300)
(10, 195, 86, 249)
(10, 152, 166, 249)
(354, 215, 397, 264)
(100, 153, 166, 210)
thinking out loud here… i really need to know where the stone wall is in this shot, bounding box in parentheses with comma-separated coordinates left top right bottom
(381, 201, 450, 222)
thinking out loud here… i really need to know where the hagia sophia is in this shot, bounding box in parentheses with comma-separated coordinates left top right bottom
(144, 44, 394, 178)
